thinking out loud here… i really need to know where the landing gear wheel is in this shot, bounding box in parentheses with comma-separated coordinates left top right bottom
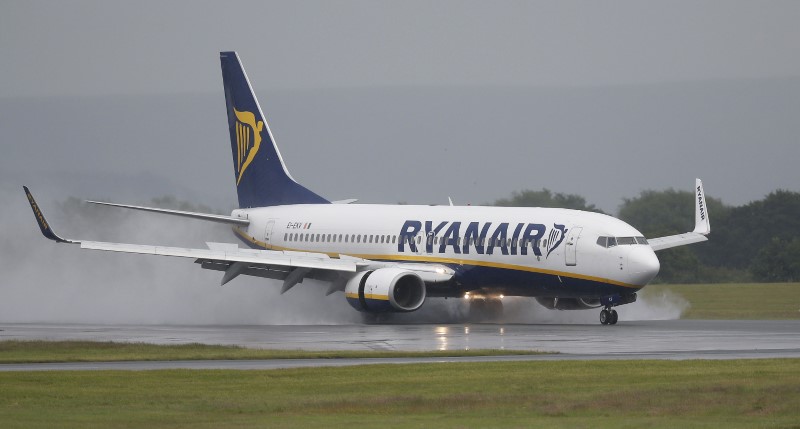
(599, 309, 610, 325)
(610, 309, 618, 325)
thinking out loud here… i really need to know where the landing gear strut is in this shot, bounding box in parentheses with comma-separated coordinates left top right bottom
(599, 307, 618, 325)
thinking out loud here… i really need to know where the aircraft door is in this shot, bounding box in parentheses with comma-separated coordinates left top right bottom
(565, 227, 583, 266)
(264, 220, 275, 246)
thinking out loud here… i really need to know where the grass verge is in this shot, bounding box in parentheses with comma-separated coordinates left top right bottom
(642, 282, 800, 319)
(0, 340, 546, 364)
(1, 359, 799, 428)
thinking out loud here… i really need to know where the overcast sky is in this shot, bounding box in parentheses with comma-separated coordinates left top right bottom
(1, 0, 799, 212)
(3, 1, 800, 96)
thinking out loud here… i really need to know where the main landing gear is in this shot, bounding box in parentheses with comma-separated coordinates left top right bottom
(599, 307, 618, 325)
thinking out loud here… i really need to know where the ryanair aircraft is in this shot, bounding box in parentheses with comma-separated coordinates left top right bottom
(25, 51, 711, 325)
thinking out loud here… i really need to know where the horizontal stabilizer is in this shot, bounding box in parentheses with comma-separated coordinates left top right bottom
(87, 200, 249, 226)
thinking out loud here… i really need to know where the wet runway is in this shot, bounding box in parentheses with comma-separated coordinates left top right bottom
(2, 320, 799, 365)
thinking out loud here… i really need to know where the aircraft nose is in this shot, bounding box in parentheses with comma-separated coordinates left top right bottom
(628, 247, 660, 286)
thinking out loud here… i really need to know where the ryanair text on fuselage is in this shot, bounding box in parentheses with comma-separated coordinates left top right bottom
(398, 220, 567, 257)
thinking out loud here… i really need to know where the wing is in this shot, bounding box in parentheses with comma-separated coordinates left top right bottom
(647, 178, 711, 251)
(23, 187, 453, 291)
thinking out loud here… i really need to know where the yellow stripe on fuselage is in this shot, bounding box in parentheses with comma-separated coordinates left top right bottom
(232, 227, 642, 289)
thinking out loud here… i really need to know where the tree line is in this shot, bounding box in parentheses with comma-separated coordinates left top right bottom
(491, 188, 800, 283)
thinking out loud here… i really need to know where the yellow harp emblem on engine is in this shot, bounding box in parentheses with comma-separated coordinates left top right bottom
(233, 108, 264, 185)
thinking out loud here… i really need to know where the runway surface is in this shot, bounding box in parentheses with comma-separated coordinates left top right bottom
(2, 320, 799, 371)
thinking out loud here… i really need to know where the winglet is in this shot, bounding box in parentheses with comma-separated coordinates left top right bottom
(23, 186, 75, 243)
(693, 178, 710, 235)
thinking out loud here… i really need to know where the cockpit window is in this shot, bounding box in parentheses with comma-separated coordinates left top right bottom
(617, 237, 637, 245)
(597, 236, 649, 248)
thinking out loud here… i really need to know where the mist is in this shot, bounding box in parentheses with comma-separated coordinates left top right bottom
(2, 182, 689, 325)
(1, 184, 362, 325)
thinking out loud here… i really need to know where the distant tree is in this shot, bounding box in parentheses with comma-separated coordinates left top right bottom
(652, 247, 701, 284)
(620, 188, 800, 283)
(750, 236, 800, 282)
(492, 189, 604, 213)
(618, 189, 728, 237)
(706, 190, 800, 269)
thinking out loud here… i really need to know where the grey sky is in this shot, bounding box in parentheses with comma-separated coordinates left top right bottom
(2, 1, 799, 97)
(1, 1, 798, 213)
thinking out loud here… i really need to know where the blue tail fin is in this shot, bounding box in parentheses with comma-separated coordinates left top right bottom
(220, 51, 329, 208)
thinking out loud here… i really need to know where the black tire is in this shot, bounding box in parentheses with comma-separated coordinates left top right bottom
(610, 309, 619, 325)
(599, 309, 609, 325)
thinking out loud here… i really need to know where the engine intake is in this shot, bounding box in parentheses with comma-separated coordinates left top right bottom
(345, 268, 426, 313)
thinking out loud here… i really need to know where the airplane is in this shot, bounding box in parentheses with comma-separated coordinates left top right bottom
(24, 51, 711, 325)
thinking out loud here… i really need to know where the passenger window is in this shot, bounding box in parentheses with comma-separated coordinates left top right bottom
(392, 236, 397, 244)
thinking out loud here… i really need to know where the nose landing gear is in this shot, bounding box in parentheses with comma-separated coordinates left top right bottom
(599, 307, 618, 325)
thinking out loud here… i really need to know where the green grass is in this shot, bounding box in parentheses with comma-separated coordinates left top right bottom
(643, 282, 800, 319)
(1, 359, 799, 428)
(0, 340, 545, 364)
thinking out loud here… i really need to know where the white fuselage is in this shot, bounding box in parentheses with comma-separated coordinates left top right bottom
(231, 204, 660, 299)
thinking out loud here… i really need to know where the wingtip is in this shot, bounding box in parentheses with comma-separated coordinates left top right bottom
(23, 186, 74, 244)
(693, 178, 711, 235)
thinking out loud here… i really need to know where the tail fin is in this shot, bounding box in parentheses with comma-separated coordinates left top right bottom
(220, 51, 329, 208)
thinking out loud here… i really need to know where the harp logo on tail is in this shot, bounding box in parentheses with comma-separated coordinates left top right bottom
(234, 108, 264, 185)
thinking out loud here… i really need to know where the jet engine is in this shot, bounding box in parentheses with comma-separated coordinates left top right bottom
(344, 268, 426, 313)
(535, 297, 602, 310)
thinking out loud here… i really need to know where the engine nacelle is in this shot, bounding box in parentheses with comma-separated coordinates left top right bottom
(345, 268, 426, 313)
(535, 297, 602, 310)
